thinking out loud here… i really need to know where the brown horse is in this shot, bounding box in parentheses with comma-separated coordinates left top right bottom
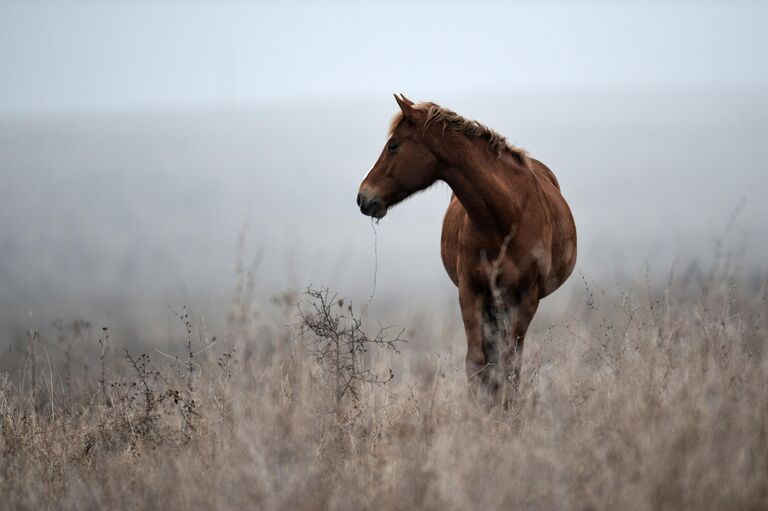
(357, 94, 577, 405)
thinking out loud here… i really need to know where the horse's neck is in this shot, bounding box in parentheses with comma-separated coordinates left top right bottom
(441, 151, 523, 234)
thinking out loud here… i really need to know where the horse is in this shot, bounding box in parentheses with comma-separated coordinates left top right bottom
(357, 94, 577, 406)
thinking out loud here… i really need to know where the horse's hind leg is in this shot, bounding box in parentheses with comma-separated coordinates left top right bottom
(459, 285, 490, 403)
(467, 294, 529, 406)
(498, 292, 539, 410)
(460, 284, 538, 408)
(480, 301, 503, 398)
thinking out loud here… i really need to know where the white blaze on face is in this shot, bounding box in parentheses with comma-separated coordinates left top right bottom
(358, 184, 371, 199)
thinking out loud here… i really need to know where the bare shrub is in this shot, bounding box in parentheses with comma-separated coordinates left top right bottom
(298, 286, 405, 424)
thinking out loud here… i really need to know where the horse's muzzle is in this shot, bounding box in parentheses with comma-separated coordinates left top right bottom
(356, 192, 387, 219)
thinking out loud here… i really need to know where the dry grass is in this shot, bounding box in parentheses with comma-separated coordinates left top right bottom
(1, 254, 767, 511)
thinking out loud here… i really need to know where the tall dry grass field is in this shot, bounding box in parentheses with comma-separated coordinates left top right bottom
(1, 247, 766, 511)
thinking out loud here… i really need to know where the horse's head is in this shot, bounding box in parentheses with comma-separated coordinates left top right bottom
(357, 94, 440, 219)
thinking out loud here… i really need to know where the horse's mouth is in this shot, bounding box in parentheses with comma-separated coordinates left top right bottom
(369, 205, 387, 219)
(360, 205, 387, 219)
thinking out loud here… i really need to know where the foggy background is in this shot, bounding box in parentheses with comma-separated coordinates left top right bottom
(1, 1, 767, 345)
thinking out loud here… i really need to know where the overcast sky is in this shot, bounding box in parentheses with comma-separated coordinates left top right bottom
(1, 1, 767, 341)
(1, 1, 767, 115)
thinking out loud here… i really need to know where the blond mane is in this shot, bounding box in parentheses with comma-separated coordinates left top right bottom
(389, 102, 528, 163)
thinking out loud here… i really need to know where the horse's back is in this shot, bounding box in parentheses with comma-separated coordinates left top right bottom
(530, 158, 560, 190)
(534, 161, 577, 297)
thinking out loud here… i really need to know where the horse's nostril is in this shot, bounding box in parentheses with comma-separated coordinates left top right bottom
(357, 193, 384, 217)
(359, 197, 370, 214)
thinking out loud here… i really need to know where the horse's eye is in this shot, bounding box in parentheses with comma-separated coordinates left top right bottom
(387, 142, 399, 152)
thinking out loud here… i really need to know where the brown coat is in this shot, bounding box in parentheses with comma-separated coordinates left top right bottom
(358, 95, 576, 406)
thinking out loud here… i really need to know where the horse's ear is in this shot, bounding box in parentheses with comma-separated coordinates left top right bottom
(399, 94, 415, 106)
(394, 93, 416, 117)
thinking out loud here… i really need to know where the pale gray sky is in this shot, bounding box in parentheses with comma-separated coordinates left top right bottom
(1, 1, 767, 114)
(1, 1, 767, 342)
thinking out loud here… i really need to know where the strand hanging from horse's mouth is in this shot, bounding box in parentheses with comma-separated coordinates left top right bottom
(367, 217, 379, 307)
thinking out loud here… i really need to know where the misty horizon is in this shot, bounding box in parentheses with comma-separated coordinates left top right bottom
(2, 87, 766, 345)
